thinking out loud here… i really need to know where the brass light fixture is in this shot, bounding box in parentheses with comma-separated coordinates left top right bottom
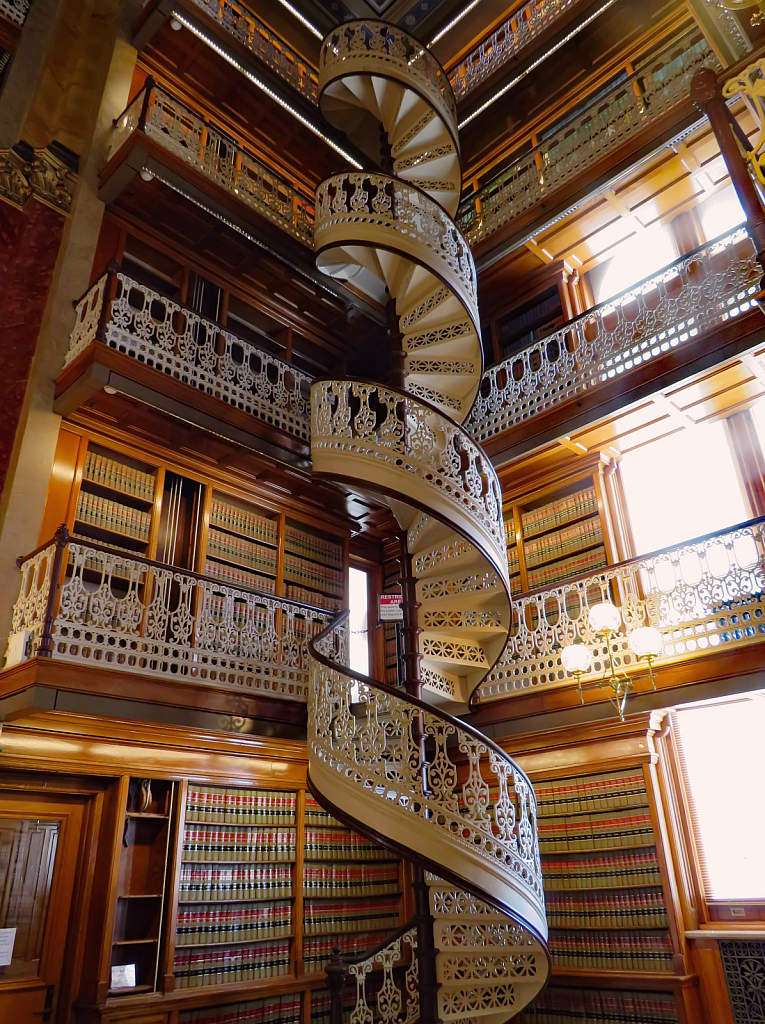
(561, 603, 663, 720)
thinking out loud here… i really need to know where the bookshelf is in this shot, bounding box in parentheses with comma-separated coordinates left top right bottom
(302, 795, 404, 977)
(173, 785, 297, 990)
(206, 493, 280, 596)
(109, 777, 175, 996)
(74, 445, 158, 560)
(178, 993, 302, 1024)
(521, 987, 680, 1022)
(283, 519, 345, 612)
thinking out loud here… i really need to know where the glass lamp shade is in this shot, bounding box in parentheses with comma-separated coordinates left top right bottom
(561, 643, 593, 675)
(628, 625, 663, 658)
(588, 601, 621, 633)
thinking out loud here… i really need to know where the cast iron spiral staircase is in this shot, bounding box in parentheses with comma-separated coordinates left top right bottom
(307, 21, 549, 1024)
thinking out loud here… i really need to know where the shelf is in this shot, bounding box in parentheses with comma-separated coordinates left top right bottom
(125, 812, 170, 819)
(545, 882, 664, 892)
(184, 820, 295, 829)
(117, 893, 164, 899)
(283, 576, 344, 599)
(181, 859, 297, 865)
(176, 933, 294, 950)
(537, 801, 650, 820)
(73, 518, 149, 550)
(284, 545, 342, 572)
(178, 896, 293, 904)
(210, 521, 278, 548)
(522, 508, 600, 541)
(541, 843, 656, 858)
(524, 537, 605, 572)
(548, 923, 670, 931)
(550, 968, 684, 989)
(206, 552, 277, 578)
(81, 478, 155, 508)
(107, 984, 154, 997)
(112, 937, 159, 946)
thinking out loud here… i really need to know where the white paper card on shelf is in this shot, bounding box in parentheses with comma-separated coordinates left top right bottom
(0, 929, 16, 966)
(379, 594, 403, 622)
(110, 964, 136, 989)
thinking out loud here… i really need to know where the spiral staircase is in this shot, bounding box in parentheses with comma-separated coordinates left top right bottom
(306, 20, 549, 1024)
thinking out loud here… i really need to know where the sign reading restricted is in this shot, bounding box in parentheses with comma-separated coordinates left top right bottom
(379, 594, 403, 622)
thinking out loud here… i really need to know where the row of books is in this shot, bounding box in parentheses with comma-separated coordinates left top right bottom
(526, 545, 607, 591)
(76, 490, 151, 541)
(545, 890, 668, 929)
(285, 584, 339, 611)
(208, 529, 277, 575)
(284, 554, 344, 597)
(548, 932, 674, 972)
(524, 516, 603, 568)
(304, 932, 388, 973)
(304, 896, 399, 935)
(535, 770, 648, 815)
(182, 826, 296, 862)
(538, 810, 654, 852)
(176, 901, 291, 944)
(173, 939, 290, 987)
(205, 559, 277, 595)
(311, 990, 358, 1024)
(179, 994, 301, 1024)
(521, 487, 599, 538)
(201, 595, 270, 631)
(186, 787, 296, 824)
(543, 851, 662, 890)
(210, 499, 278, 546)
(521, 987, 679, 1023)
(285, 524, 343, 569)
(304, 795, 340, 827)
(83, 450, 155, 501)
(303, 863, 400, 897)
(70, 535, 136, 581)
(179, 864, 292, 901)
(304, 828, 393, 861)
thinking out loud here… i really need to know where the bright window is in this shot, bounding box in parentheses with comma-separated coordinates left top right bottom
(619, 422, 748, 555)
(675, 693, 765, 899)
(348, 566, 369, 676)
(592, 225, 679, 305)
(698, 187, 745, 242)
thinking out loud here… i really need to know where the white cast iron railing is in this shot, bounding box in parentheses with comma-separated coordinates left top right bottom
(449, 0, 580, 103)
(311, 379, 507, 581)
(314, 173, 477, 326)
(308, 613, 546, 934)
(185, 0, 319, 104)
(320, 21, 458, 138)
(0, 0, 31, 26)
(457, 34, 721, 245)
(7, 528, 336, 701)
(476, 514, 765, 703)
(109, 80, 314, 247)
(465, 228, 761, 443)
(65, 267, 311, 443)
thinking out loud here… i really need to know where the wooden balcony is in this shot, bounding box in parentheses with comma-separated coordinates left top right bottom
(458, 31, 722, 270)
(55, 266, 312, 465)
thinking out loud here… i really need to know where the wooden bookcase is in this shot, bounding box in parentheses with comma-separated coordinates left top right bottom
(45, 426, 350, 613)
(502, 453, 629, 598)
(507, 714, 704, 1024)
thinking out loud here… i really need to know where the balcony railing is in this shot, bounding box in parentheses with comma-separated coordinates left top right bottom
(65, 267, 311, 443)
(185, 0, 319, 105)
(476, 514, 765, 703)
(465, 228, 761, 444)
(449, 0, 579, 103)
(110, 81, 314, 247)
(6, 528, 336, 702)
(457, 34, 720, 246)
(0, 0, 31, 26)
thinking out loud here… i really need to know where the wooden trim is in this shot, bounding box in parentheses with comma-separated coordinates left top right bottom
(161, 781, 186, 993)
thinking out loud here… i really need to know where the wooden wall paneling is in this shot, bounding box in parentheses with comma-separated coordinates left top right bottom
(146, 465, 166, 563)
(160, 781, 186, 994)
(511, 505, 529, 594)
(592, 459, 619, 566)
(193, 483, 212, 575)
(691, 940, 736, 1024)
(93, 775, 131, 1005)
(37, 426, 82, 545)
(293, 787, 306, 981)
(90, 220, 126, 287)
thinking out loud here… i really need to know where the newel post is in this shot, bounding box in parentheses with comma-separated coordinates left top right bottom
(38, 524, 69, 658)
(325, 946, 348, 1024)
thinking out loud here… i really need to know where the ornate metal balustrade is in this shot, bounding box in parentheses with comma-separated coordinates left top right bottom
(309, 614, 546, 928)
(186, 0, 319, 104)
(465, 229, 760, 443)
(320, 21, 457, 136)
(0, 0, 31, 26)
(7, 528, 335, 701)
(449, 0, 579, 103)
(476, 515, 765, 703)
(110, 81, 314, 247)
(457, 34, 720, 245)
(65, 268, 311, 443)
(311, 379, 507, 580)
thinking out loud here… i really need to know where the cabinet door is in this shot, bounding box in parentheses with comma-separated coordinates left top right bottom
(0, 792, 86, 1024)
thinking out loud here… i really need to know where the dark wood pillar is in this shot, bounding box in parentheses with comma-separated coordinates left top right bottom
(691, 67, 765, 275)
(397, 529, 422, 696)
(387, 299, 407, 390)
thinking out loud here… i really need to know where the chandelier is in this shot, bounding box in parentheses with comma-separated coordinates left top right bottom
(561, 603, 662, 720)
